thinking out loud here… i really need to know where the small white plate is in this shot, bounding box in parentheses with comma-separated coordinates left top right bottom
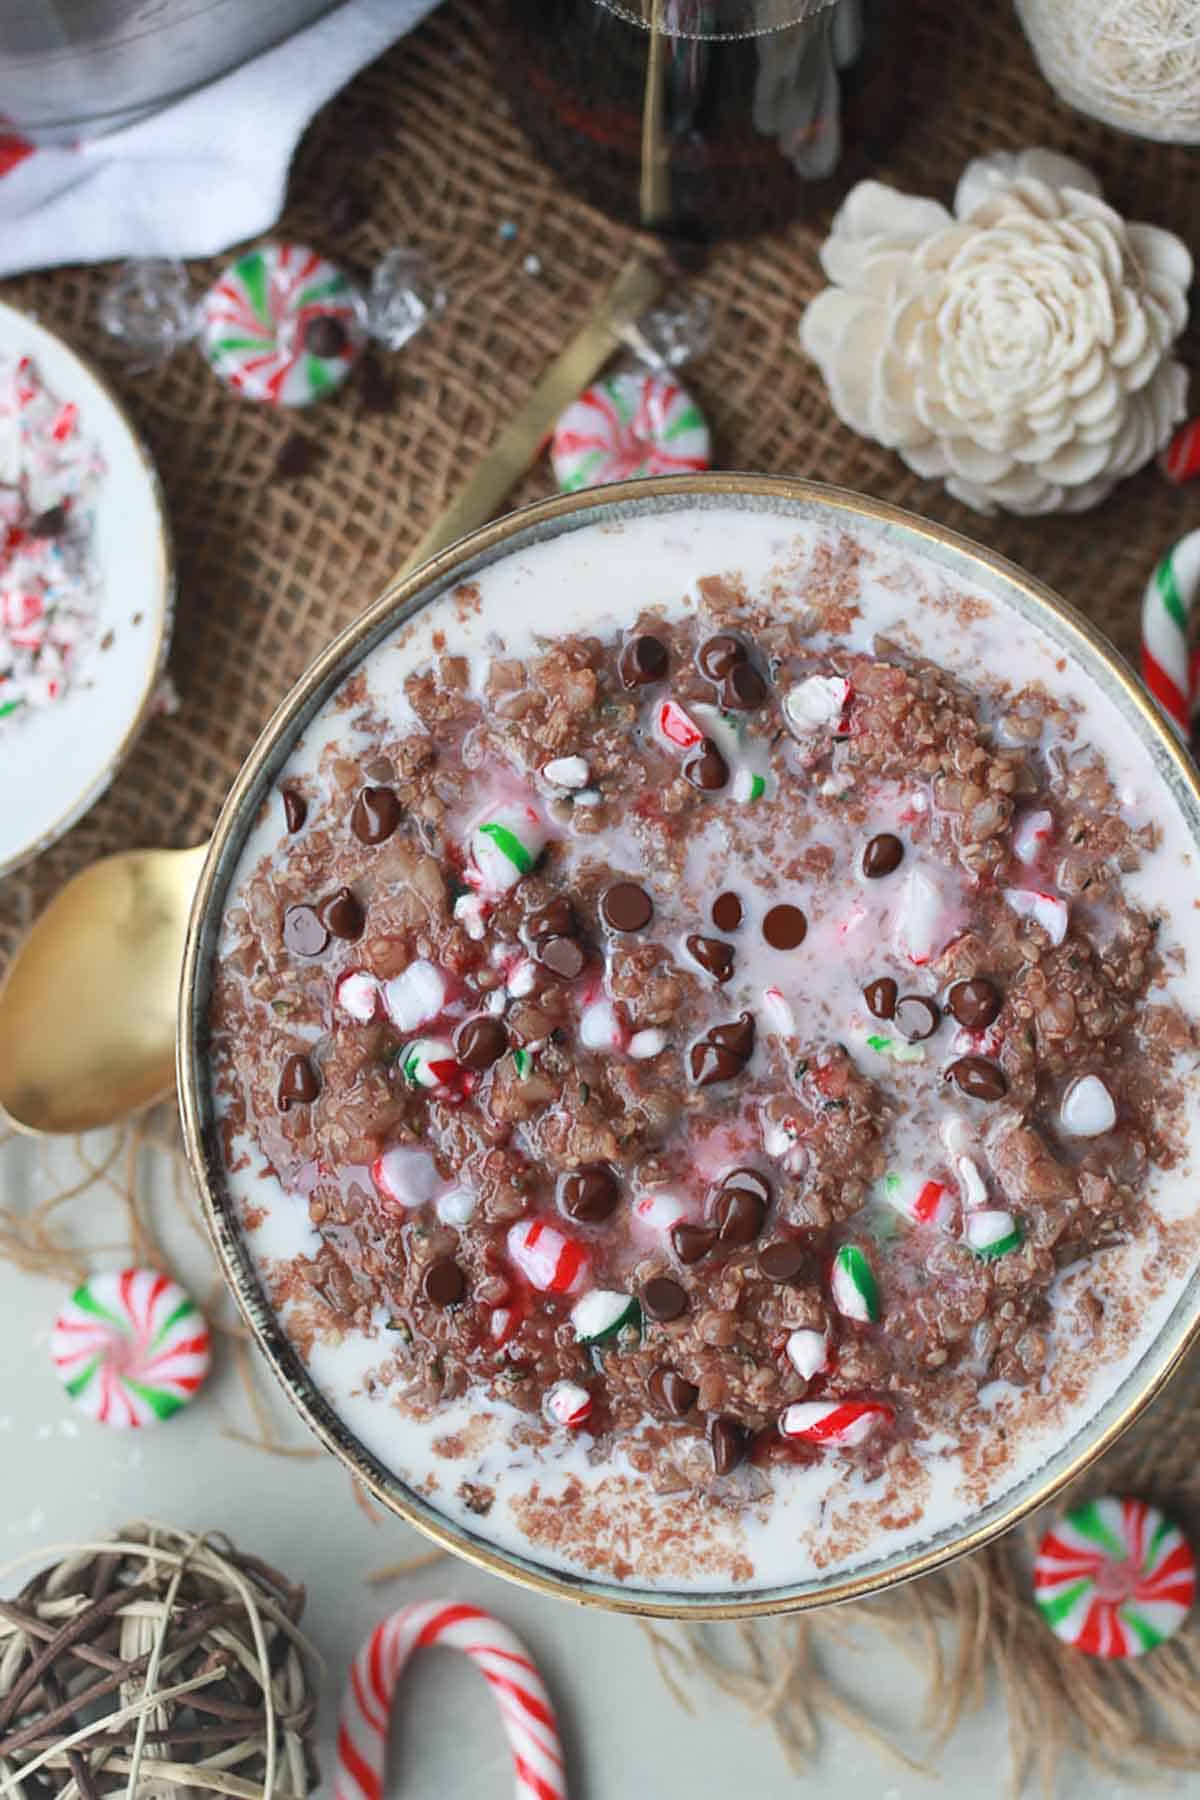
(0, 299, 173, 880)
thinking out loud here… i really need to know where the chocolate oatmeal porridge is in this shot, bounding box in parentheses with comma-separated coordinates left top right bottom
(208, 501, 1200, 1594)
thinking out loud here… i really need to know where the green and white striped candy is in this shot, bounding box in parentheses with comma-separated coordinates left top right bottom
(1141, 530, 1200, 738)
(469, 803, 548, 894)
(50, 1269, 211, 1429)
(550, 371, 711, 493)
(963, 1208, 1023, 1260)
(1035, 1497, 1195, 1658)
(831, 1244, 880, 1323)
(571, 1290, 641, 1344)
(200, 243, 365, 406)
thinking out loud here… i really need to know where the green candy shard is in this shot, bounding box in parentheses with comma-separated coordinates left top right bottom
(970, 1227, 1023, 1261)
(1036, 1577, 1090, 1628)
(866, 1034, 892, 1054)
(0, 699, 21, 720)
(512, 1049, 531, 1079)
(402, 1051, 422, 1086)
(1069, 1498, 1130, 1563)
(477, 821, 533, 874)
(746, 774, 765, 801)
(836, 1244, 879, 1320)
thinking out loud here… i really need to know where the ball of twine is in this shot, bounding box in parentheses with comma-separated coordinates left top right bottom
(1017, 0, 1200, 142)
(0, 1521, 320, 1799)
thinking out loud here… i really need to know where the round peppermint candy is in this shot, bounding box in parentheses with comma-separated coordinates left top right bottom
(1034, 1497, 1195, 1657)
(551, 371, 711, 493)
(50, 1268, 212, 1428)
(201, 243, 365, 406)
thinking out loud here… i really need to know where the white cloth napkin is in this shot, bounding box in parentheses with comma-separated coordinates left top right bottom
(0, 0, 441, 279)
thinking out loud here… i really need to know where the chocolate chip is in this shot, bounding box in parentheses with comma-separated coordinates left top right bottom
(559, 1165, 620, 1223)
(862, 833, 904, 878)
(29, 503, 67, 539)
(281, 787, 307, 833)
(947, 1055, 1008, 1101)
(710, 1012, 755, 1059)
(322, 886, 365, 940)
(273, 432, 320, 481)
(528, 897, 575, 941)
(721, 662, 768, 710)
(539, 935, 587, 978)
(709, 1415, 746, 1476)
(618, 633, 668, 688)
(686, 934, 734, 982)
(283, 904, 329, 958)
(757, 1239, 812, 1284)
(697, 633, 746, 682)
(715, 1186, 766, 1245)
(894, 995, 940, 1042)
(947, 977, 1002, 1029)
(762, 904, 807, 951)
(720, 1167, 771, 1207)
(455, 1015, 508, 1071)
(602, 880, 653, 932)
(304, 314, 350, 358)
(351, 785, 403, 844)
(423, 1259, 466, 1307)
(649, 1368, 698, 1416)
(690, 1013, 755, 1086)
(683, 739, 729, 792)
(671, 1223, 717, 1264)
(277, 1053, 319, 1109)
(864, 977, 898, 1020)
(642, 1276, 688, 1322)
(711, 891, 743, 932)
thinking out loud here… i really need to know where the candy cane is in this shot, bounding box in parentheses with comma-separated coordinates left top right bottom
(335, 1601, 567, 1800)
(1142, 531, 1200, 739)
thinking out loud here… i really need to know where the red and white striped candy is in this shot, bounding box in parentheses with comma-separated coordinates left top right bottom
(337, 969, 380, 1023)
(1034, 1497, 1195, 1658)
(506, 1219, 589, 1294)
(335, 1600, 567, 1800)
(779, 1399, 893, 1446)
(656, 698, 704, 751)
(50, 1268, 211, 1428)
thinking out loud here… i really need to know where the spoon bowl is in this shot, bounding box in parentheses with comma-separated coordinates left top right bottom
(0, 842, 207, 1134)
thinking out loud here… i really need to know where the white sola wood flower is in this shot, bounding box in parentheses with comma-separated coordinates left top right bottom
(800, 148, 1192, 515)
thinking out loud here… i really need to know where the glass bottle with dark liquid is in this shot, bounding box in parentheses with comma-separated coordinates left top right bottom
(498, 0, 907, 241)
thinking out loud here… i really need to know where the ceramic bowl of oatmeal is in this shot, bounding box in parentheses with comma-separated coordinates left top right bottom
(179, 475, 1200, 1616)
(0, 299, 173, 879)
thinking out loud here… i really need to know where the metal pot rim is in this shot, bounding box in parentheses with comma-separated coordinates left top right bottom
(177, 472, 1200, 1619)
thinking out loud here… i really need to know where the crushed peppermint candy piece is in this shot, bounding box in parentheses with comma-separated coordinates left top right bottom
(963, 1208, 1023, 1259)
(779, 1398, 892, 1445)
(893, 867, 948, 966)
(571, 1288, 640, 1343)
(733, 767, 768, 803)
(1013, 809, 1054, 864)
(372, 1145, 443, 1209)
(543, 755, 590, 789)
(545, 1380, 593, 1427)
(453, 892, 489, 939)
(864, 1032, 925, 1064)
(336, 969, 379, 1022)
(507, 1219, 589, 1294)
(435, 1188, 477, 1227)
(1060, 1074, 1117, 1138)
(633, 1191, 690, 1236)
(628, 1028, 668, 1059)
(579, 998, 626, 1051)
(783, 674, 850, 733)
(785, 1328, 830, 1381)
(762, 987, 796, 1035)
(382, 959, 448, 1032)
(880, 1172, 955, 1229)
(956, 1156, 989, 1210)
(831, 1244, 880, 1322)
(656, 696, 705, 750)
(469, 802, 547, 893)
(506, 957, 539, 998)
(400, 1037, 461, 1090)
(1003, 888, 1068, 945)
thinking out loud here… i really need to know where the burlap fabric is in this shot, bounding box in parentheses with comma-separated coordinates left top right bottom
(3, 0, 1200, 1782)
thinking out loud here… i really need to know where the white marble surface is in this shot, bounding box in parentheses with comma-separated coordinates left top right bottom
(0, 1125, 1173, 1799)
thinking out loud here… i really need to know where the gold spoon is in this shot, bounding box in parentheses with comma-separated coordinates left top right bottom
(0, 257, 665, 1136)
